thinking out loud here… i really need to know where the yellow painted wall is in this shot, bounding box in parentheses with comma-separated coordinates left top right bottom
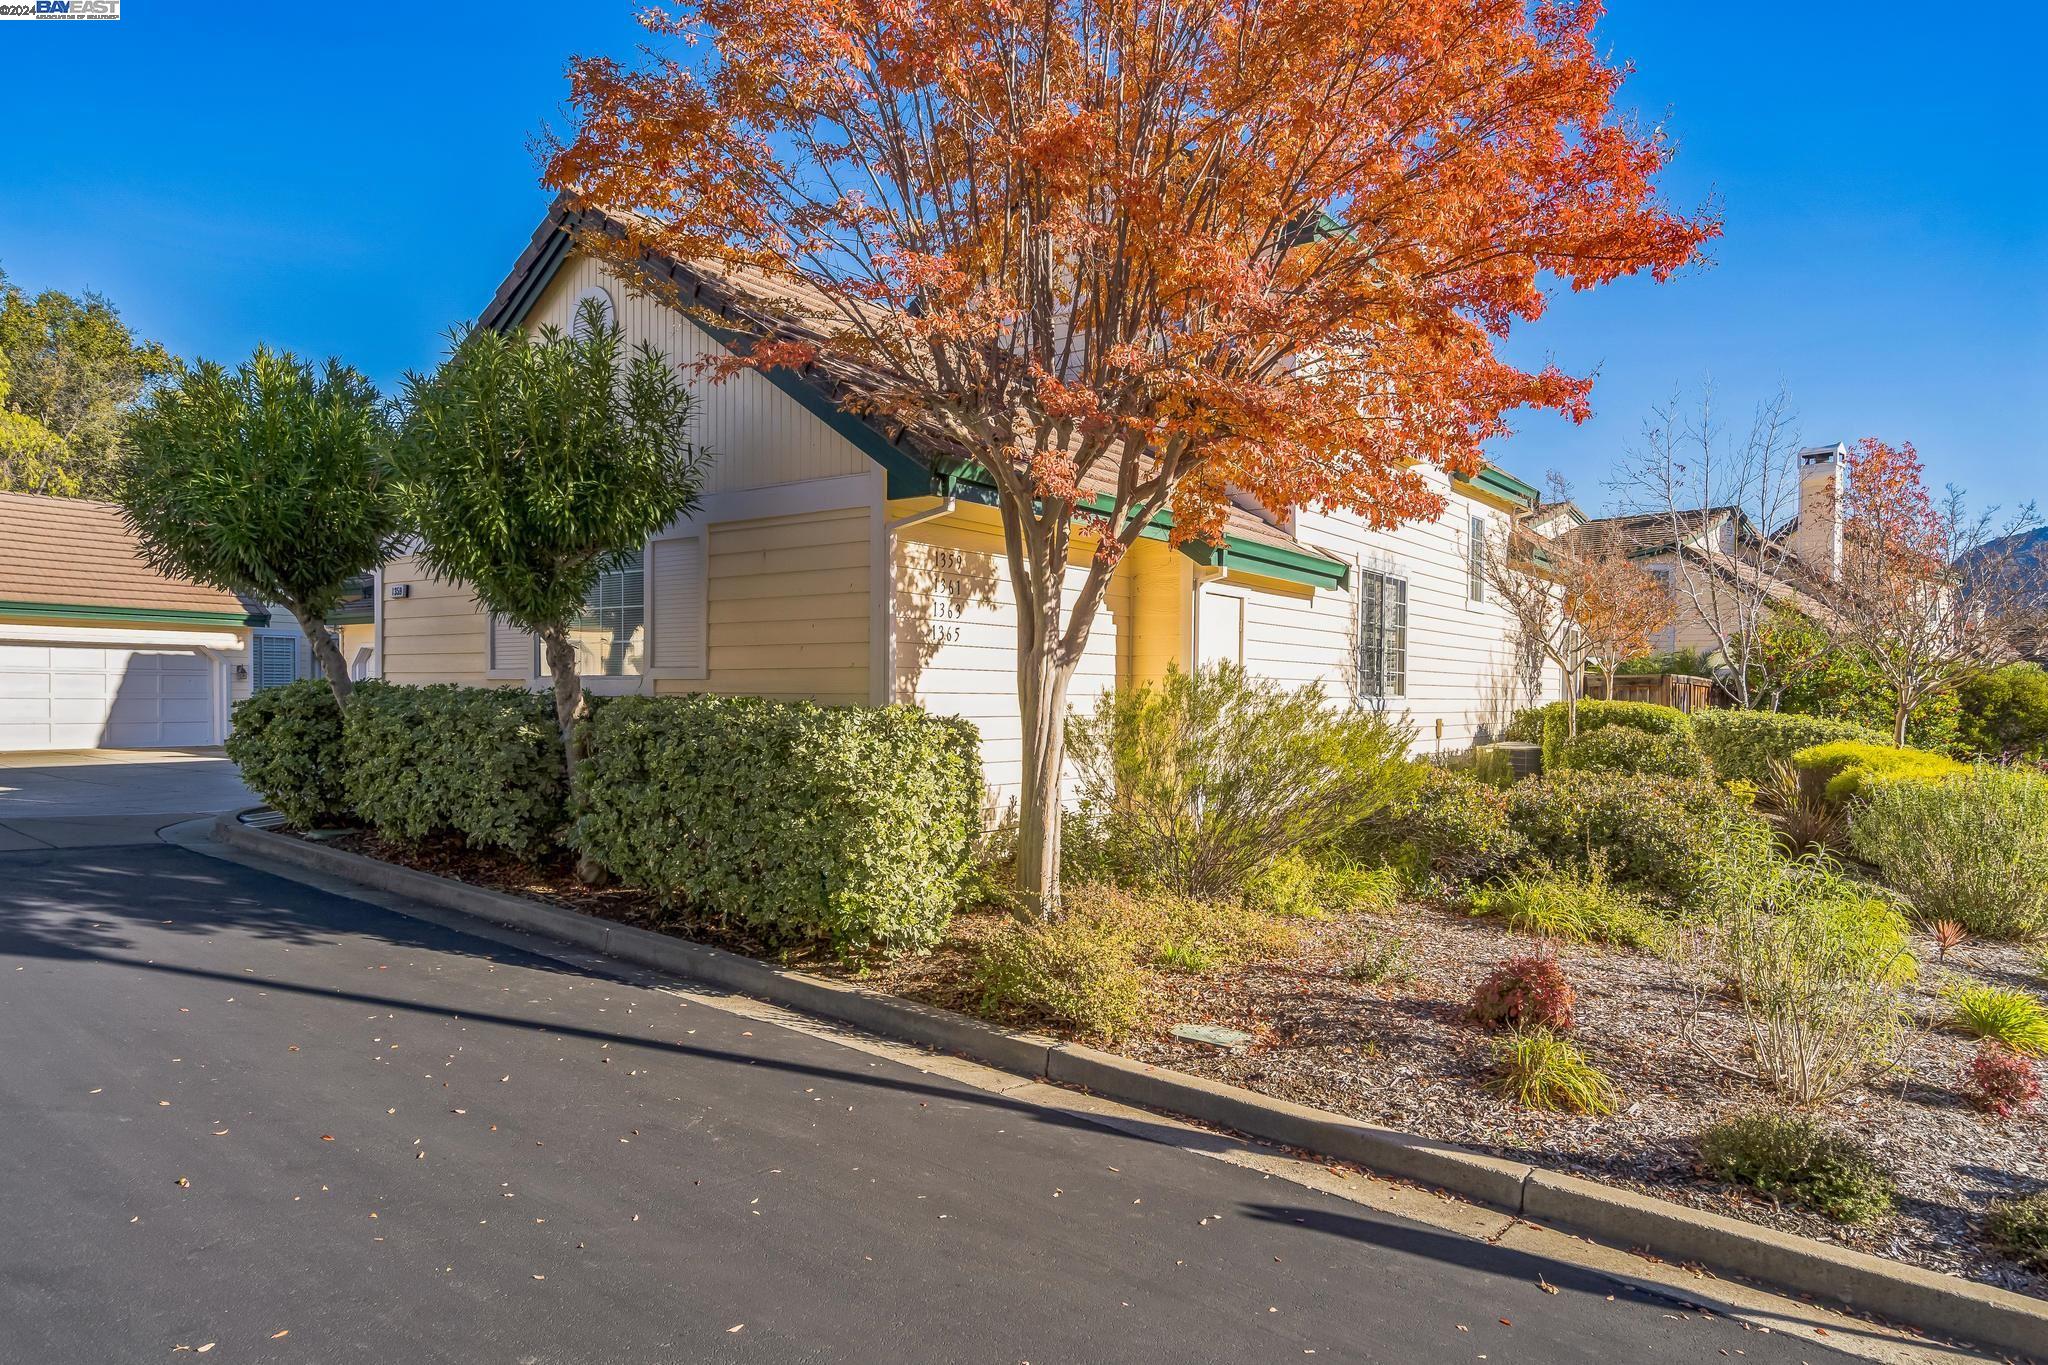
(378, 555, 493, 687)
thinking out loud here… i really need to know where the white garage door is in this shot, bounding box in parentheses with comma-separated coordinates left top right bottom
(0, 645, 218, 750)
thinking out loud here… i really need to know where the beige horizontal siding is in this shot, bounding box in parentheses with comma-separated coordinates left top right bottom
(377, 555, 492, 688)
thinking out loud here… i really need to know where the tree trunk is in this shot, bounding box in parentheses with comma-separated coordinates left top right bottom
(299, 610, 354, 708)
(539, 623, 605, 883)
(1014, 643, 1076, 920)
(1892, 696, 1912, 748)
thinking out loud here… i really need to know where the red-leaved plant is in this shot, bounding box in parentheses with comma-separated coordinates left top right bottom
(1967, 1042, 2041, 1118)
(1471, 954, 1576, 1032)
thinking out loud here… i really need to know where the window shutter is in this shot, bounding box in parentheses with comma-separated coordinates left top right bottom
(649, 536, 706, 675)
(489, 615, 538, 677)
(252, 634, 299, 692)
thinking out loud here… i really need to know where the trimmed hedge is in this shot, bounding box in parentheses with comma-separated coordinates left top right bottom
(1691, 710, 1889, 785)
(1791, 740, 1965, 804)
(224, 679, 351, 828)
(342, 683, 566, 855)
(1508, 699, 1695, 771)
(1556, 726, 1711, 779)
(1506, 770, 1771, 901)
(571, 694, 982, 956)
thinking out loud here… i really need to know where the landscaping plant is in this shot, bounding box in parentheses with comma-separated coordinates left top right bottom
(1956, 662, 2048, 761)
(1241, 850, 1399, 919)
(1985, 1193, 2048, 1274)
(1067, 663, 1417, 900)
(1698, 1112, 1895, 1225)
(1466, 859, 1670, 954)
(1470, 954, 1576, 1032)
(1690, 710, 1889, 786)
(1754, 758, 1844, 855)
(120, 347, 403, 705)
(395, 300, 706, 791)
(1790, 740, 1963, 804)
(1342, 764, 1526, 887)
(1964, 1042, 2041, 1118)
(974, 916, 1146, 1042)
(1849, 766, 2048, 940)
(1555, 725, 1711, 780)
(1505, 770, 1772, 903)
(222, 679, 352, 828)
(1944, 984, 2048, 1057)
(1489, 1029, 1616, 1115)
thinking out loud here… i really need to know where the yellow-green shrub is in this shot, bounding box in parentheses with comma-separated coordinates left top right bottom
(1243, 850, 1400, 918)
(1489, 1029, 1617, 1114)
(1692, 710, 1890, 785)
(1466, 860, 1671, 953)
(1848, 766, 2048, 939)
(572, 694, 982, 956)
(1791, 740, 1964, 803)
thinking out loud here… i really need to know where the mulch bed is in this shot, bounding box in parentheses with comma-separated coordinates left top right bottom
(312, 830, 2048, 1298)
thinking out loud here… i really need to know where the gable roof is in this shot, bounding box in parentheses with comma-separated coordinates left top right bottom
(0, 492, 264, 627)
(479, 199, 1536, 591)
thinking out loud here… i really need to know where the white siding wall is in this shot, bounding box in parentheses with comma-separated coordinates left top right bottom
(892, 510, 1130, 816)
(1232, 467, 1560, 753)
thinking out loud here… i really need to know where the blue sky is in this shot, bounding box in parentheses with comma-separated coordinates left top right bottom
(1, 4, 2041, 513)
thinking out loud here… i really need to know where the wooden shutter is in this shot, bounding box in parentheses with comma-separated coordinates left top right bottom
(488, 615, 537, 678)
(648, 536, 706, 676)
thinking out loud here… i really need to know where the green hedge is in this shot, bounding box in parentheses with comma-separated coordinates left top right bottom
(1849, 766, 2048, 939)
(1506, 770, 1770, 901)
(571, 695, 982, 956)
(342, 683, 567, 855)
(1556, 726, 1711, 779)
(1508, 699, 1696, 770)
(1342, 764, 1527, 885)
(1691, 710, 1889, 785)
(224, 679, 351, 828)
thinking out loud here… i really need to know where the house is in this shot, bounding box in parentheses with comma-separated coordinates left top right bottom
(1569, 444, 1847, 661)
(375, 202, 1563, 807)
(0, 491, 272, 749)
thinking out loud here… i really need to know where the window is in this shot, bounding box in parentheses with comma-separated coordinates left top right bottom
(1358, 570, 1408, 701)
(1468, 515, 1487, 602)
(251, 633, 301, 692)
(569, 550, 646, 677)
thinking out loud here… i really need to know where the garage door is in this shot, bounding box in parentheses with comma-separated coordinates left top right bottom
(0, 645, 218, 750)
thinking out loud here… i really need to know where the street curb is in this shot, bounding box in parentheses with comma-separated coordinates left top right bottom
(211, 813, 2048, 1361)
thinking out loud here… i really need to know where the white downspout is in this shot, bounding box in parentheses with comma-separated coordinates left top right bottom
(881, 497, 956, 705)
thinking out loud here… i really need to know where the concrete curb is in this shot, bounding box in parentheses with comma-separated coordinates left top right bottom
(212, 813, 2047, 1362)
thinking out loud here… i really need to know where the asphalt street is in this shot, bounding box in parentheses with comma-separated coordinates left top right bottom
(0, 841, 1852, 1363)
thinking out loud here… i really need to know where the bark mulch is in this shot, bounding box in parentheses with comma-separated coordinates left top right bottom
(312, 831, 2048, 1299)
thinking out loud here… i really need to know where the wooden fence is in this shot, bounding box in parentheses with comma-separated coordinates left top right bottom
(1582, 673, 1718, 713)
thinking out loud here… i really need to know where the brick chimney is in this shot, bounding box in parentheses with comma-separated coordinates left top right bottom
(1792, 442, 1847, 580)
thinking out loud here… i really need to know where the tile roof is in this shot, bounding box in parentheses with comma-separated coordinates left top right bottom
(0, 492, 255, 620)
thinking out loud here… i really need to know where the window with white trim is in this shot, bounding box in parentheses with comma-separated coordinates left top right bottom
(568, 550, 646, 677)
(1468, 515, 1488, 602)
(1358, 570, 1408, 701)
(251, 632, 301, 692)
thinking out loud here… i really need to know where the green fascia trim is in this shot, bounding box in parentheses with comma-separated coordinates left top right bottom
(328, 605, 374, 625)
(942, 467, 1349, 591)
(1466, 465, 1539, 508)
(0, 600, 265, 628)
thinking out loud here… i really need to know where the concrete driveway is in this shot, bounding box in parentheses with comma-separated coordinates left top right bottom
(0, 749, 253, 849)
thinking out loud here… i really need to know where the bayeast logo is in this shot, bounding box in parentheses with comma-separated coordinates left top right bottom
(0, 0, 122, 17)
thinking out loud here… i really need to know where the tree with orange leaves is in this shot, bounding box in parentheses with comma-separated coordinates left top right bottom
(1808, 438, 2043, 746)
(1576, 546, 1678, 696)
(545, 0, 1717, 910)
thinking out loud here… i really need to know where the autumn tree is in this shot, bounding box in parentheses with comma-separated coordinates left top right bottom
(1577, 545, 1677, 695)
(1610, 387, 1803, 707)
(546, 0, 1716, 909)
(1804, 438, 2044, 746)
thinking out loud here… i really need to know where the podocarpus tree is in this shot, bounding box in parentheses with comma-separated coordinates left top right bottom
(395, 301, 705, 788)
(546, 0, 1717, 910)
(1809, 439, 2044, 746)
(119, 348, 403, 707)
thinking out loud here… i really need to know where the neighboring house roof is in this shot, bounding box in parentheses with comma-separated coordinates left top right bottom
(480, 198, 1540, 591)
(1568, 506, 1773, 561)
(0, 491, 264, 627)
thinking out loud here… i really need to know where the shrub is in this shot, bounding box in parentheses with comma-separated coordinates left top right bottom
(1508, 699, 1695, 771)
(974, 917, 1146, 1040)
(572, 694, 982, 956)
(224, 679, 352, 828)
(1985, 1193, 2048, 1273)
(1505, 771, 1772, 901)
(1698, 856, 1915, 1103)
(1242, 850, 1400, 918)
(1692, 710, 1890, 786)
(1342, 934, 1417, 986)
(1556, 725, 1711, 779)
(1791, 740, 1964, 804)
(1342, 765, 1526, 886)
(1965, 1042, 2041, 1117)
(1698, 1112, 1895, 1225)
(1470, 953, 1576, 1031)
(1849, 766, 2048, 940)
(1466, 860, 1671, 954)
(1946, 984, 2048, 1056)
(342, 683, 567, 855)
(1489, 1029, 1616, 1114)
(1753, 757, 1844, 855)
(1067, 663, 1419, 899)
(1957, 663, 2048, 761)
